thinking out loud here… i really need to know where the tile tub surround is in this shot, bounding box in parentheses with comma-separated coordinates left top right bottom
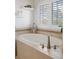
(15, 28, 62, 39)
(16, 34, 63, 59)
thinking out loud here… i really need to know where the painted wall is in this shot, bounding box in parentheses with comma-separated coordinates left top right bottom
(15, 0, 34, 9)
(15, 0, 34, 30)
(15, 8, 34, 30)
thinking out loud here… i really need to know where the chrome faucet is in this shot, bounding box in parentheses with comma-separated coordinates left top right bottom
(47, 36, 51, 49)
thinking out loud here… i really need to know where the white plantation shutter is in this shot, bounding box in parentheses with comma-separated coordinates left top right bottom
(52, 0, 63, 25)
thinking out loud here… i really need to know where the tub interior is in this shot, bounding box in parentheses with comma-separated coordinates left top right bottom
(18, 33, 62, 47)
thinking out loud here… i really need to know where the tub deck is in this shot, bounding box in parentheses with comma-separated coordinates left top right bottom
(16, 34, 63, 59)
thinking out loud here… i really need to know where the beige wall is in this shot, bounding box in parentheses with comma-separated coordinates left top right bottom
(15, 0, 34, 9)
(15, 0, 34, 30)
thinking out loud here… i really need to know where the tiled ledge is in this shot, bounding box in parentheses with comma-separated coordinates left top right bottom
(16, 35, 63, 59)
(15, 28, 62, 39)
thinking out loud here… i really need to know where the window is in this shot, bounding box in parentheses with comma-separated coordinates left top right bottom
(39, 0, 52, 24)
(52, 0, 63, 25)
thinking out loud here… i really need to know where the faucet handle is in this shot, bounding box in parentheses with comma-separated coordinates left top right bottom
(40, 44, 44, 48)
(54, 45, 56, 49)
(42, 44, 44, 48)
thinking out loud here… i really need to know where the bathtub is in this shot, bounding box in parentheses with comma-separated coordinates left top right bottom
(16, 33, 63, 59)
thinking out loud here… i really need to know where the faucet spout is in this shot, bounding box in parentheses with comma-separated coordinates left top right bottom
(47, 36, 51, 49)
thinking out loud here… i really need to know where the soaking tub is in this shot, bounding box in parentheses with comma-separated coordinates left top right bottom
(16, 33, 63, 59)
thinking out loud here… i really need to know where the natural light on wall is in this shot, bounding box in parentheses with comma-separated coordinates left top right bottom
(15, 8, 33, 30)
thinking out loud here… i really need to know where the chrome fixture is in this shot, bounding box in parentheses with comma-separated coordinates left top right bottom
(54, 45, 56, 49)
(32, 22, 37, 33)
(24, 5, 32, 8)
(42, 44, 44, 48)
(47, 36, 51, 49)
